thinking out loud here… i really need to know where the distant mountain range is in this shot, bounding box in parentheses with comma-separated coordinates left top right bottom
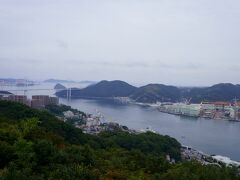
(182, 83, 240, 103)
(0, 91, 12, 95)
(0, 78, 34, 85)
(0, 78, 19, 83)
(56, 80, 240, 103)
(44, 79, 77, 83)
(44, 79, 96, 84)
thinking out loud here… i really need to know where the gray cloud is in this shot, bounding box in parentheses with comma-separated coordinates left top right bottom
(0, 0, 240, 86)
(56, 40, 69, 49)
(0, 57, 40, 64)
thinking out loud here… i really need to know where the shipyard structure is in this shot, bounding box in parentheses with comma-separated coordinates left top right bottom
(158, 102, 240, 121)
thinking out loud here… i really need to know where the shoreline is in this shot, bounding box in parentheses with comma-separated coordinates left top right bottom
(181, 145, 240, 167)
(130, 101, 240, 122)
(72, 106, 240, 166)
(56, 98, 240, 164)
(58, 96, 240, 122)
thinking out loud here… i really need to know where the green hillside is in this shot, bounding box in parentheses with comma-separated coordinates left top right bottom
(185, 83, 240, 103)
(130, 84, 181, 103)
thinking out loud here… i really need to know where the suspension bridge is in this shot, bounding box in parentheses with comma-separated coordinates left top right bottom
(0, 87, 73, 101)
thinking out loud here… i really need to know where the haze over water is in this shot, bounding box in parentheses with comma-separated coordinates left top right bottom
(4, 83, 240, 161)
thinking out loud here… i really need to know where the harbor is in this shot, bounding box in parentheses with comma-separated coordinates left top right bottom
(59, 104, 240, 167)
(64, 98, 240, 162)
(53, 102, 240, 167)
(113, 97, 240, 121)
(1, 82, 240, 162)
(158, 101, 240, 121)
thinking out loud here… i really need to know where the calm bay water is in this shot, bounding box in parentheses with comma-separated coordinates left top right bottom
(3, 83, 240, 161)
(62, 98, 240, 161)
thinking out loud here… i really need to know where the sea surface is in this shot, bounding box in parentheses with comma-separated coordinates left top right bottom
(2, 83, 240, 161)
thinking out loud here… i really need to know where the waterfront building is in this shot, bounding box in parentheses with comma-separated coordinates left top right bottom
(8, 95, 28, 105)
(199, 102, 238, 120)
(32, 95, 50, 106)
(200, 102, 215, 111)
(31, 99, 45, 109)
(0, 93, 58, 108)
(227, 107, 236, 119)
(86, 117, 101, 127)
(31, 95, 59, 108)
(212, 155, 240, 167)
(160, 103, 201, 117)
(63, 111, 75, 119)
(49, 96, 59, 105)
(201, 102, 231, 111)
(180, 104, 201, 117)
(1, 96, 10, 101)
(212, 102, 231, 111)
(32, 95, 59, 106)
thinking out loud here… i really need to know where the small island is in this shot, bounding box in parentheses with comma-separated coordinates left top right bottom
(54, 83, 67, 92)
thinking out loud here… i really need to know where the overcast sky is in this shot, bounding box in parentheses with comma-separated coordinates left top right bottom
(0, 0, 240, 86)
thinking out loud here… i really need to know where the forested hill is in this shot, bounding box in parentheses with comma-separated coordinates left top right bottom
(56, 80, 137, 98)
(54, 83, 66, 90)
(1, 101, 239, 179)
(130, 84, 181, 103)
(130, 83, 240, 103)
(184, 83, 240, 103)
(56, 81, 240, 103)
